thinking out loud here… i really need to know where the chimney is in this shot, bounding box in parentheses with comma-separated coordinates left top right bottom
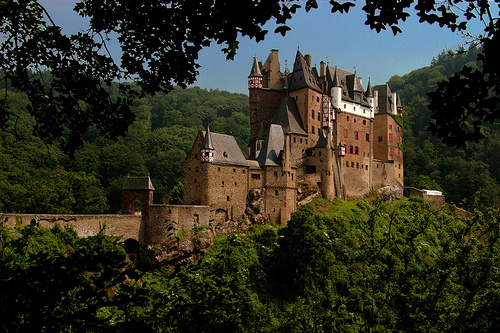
(305, 54, 312, 68)
(320, 61, 326, 78)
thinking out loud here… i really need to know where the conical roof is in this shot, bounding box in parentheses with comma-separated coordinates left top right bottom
(365, 78, 373, 97)
(332, 67, 340, 87)
(202, 124, 215, 150)
(248, 56, 262, 77)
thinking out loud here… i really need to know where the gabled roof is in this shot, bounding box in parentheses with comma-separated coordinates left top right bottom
(349, 73, 363, 92)
(271, 97, 307, 136)
(257, 124, 297, 168)
(201, 131, 257, 167)
(373, 84, 395, 114)
(122, 176, 155, 190)
(289, 51, 322, 93)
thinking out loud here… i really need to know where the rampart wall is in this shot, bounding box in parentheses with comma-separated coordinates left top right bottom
(2, 213, 143, 241)
(2, 204, 211, 245)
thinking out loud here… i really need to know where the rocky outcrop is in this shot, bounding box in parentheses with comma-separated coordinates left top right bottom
(245, 188, 270, 225)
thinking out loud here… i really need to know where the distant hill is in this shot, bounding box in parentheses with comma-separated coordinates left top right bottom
(388, 45, 499, 206)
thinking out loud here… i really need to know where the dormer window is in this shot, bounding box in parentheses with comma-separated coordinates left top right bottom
(223, 152, 228, 158)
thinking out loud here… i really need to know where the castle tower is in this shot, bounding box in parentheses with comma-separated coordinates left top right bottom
(330, 68, 342, 109)
(366, 78, 374, 109)
(122, 176, 154, 215)
(351, 72, 363, 103)
(200, 124, 215, 163)
(248, 56, 263, 90)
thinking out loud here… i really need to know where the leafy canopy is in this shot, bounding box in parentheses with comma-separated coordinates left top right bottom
(1, 0, 499, 151)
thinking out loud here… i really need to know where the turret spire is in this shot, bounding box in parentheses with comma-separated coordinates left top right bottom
(248, 56, 263, 90)
(365, 77, 373, 98)
(201, 124, 215, 163)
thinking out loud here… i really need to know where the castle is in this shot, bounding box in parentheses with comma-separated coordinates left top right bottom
(183, 49, 404, 224)
(3, 49, 404, 249)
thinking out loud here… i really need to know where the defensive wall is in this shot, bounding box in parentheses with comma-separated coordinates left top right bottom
(1, 203, 211, 245)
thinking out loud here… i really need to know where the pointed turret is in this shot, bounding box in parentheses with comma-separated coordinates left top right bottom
(365, 77, 373, 98)
(397, 94, 403, 115)
(366, 77, 374, 110)
(201, 124, 215, 163)
(331, 67, 342, 108)
(332, 67, 340, 87)
(248, 56, 263, 90)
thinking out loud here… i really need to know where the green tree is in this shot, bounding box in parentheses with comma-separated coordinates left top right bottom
(0, 221, 154, 332)
(2, 0, 498, 150)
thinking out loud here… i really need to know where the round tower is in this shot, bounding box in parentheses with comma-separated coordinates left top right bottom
(330, 67, 342, 109)
(366, 77, 374, 109)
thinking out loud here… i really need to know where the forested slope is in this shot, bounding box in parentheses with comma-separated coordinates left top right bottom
(0, 86, 249, 213)
(390, 46, 500, 206)
(1, 45, 499, 213)
(3, 198, 499, 332)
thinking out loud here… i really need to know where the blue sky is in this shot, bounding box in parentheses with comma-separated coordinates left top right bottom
(41, 0, 476, 95)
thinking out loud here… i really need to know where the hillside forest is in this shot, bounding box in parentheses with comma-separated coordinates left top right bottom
(2, 198, 499, 332)
(1, 45, 499, 213)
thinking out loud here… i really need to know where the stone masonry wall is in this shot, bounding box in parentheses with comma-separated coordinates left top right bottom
(2, 213, 143, 241)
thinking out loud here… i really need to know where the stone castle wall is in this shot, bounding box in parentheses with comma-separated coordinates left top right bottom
(2, 213, 143, 241)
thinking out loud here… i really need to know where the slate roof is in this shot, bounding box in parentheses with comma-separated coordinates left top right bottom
(289, 51, 323, 93)
(257, 124, 284, 167)
(202, 124, 215, 150)
(248, 56, 262, 77)
(365, 78, 373, 98)
(122, 176, 155, 190)
(373, 84, 395, 114)
(314, 129, 328, 148)
(257, 124, 297, 168)
(326, 66, 371, 107)
(201, 131, 258, 168)
(271, 97, 307, 136)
